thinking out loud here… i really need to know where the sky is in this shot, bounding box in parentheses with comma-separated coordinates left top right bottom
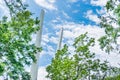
(0, 0, 120, 80)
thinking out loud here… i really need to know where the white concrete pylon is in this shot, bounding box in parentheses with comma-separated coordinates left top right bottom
(30, 9, 45, 80)
(57, 27, 63, 50)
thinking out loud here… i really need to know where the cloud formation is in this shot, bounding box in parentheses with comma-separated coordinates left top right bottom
(90, 0, 108, 7)
(35, 0, 57, 10)
(37, 21, 120, 79)
(0, 0, 9, 18)
(37, 67, 50, 80)
(54, 22, 120, 67)
(85, 10, 100, 24)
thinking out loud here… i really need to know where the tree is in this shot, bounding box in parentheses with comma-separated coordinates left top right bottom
(0, 0, 41, 79)
(105, 75, 120, 80)
(98, 0, 120, 77)
(46, 0, 120, 80)
(46, 33, 113, 80)
(99, 0, 120, 54)
(105, 68, 120, 80)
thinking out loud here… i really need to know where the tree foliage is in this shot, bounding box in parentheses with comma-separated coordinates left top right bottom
(45, 0, 120, 80)
(105, 75, 120, 80)
(46, 0, 120, 80)
(0, 0, 41, 79)
(46, 33, 115, 80)
(99, 0, 120, 53)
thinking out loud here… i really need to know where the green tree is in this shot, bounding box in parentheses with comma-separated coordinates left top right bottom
(46, 0, 120, 80)
(46, 33, 113, 80)
(99, 0, 120, 54)
(105, 75, 120, 80)
(98, 0, 120, 78)
(105, 68, 120, 80)
(0, 0, 41, 79)
(95, 0, 120, 79)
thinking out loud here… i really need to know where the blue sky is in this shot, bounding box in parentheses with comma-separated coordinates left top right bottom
(0, 0, 120, 80)
(28, 0, 102, 66)
(28, 0, 120, 79)
(29, 0, 103, 67)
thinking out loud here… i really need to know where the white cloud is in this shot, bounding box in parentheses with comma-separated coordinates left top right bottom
(43, 34, 50, 43)
(62, 11, 71, 19)
(49, 36, 58, 44)
(55, 22, 77, 30)
(35, 0, 57, 10)
(54, 22, 120, 67)
(0, 0, 26, 19)
(100, 53, 120, 67)
(50, 16, 63, 23)
(96, 9, 105, 15)
(0, 0, 5, 9)
(85, 10, 100, 24)
(0, 0, 9, 18)
(64, 30, 74, 39)
(37, 67, 50, 80)
(0, 76, 3, 80)
(91, 0, 108, 7)
(48, 0, 56, 3)
(35, 21, 120, 79)
(22, 0, 26, 3)
(55, 22, 105, 39)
